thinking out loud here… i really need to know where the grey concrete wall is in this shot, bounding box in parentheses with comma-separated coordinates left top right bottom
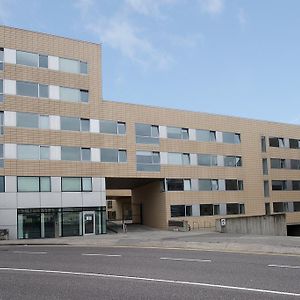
(216, 214, 287, 236)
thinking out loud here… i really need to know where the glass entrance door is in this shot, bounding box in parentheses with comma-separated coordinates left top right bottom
(83, 212, 95, 235)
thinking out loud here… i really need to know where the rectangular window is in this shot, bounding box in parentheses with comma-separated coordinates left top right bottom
(213, 205, 220, 215)
(117, 122, 126, 134)
(289, 139, 299, 149)
(0, 111, 3, 135)
(118, 150, 127, 163)
(135, 123, 159, 144)
(186, 205, 192, 216)
(17, 112, 39, 128)
(80, 90, 89, 102)
(61, 116, 80, 131)
(225, 179, 243, 191)
(168, 153, 182, 165)
(264, 180, 269, 197)
(223, 132, 241, 144)
(16, 81, 38, 97)
(167, 179, 184, 191)
(198, 179, 214, 191)
(269, 137, 285, 148)
(273, 202, 288, 213)
(200, 204, 213, 216)
(184, 179, 191, 191)
(82, 177, 92, 192)
(39, 54, 48, 68)
(261, 136, 266, 152)
(16, 51, 38, 67)
(39, 115, 49, 129)
(262, 158, 268, 174)
(226, 203, 239, 215)
(0, 176, 4, 192)
(0, 144, 3, 167)
(272, 180, 287, 191)
(0, 79, 3, 102)
(182, 153, 190, 165)
(198, 154, 212, 166)
(270, 158, 285, 169)
(224, 156, 240, 167)
(196, 129, 216, 142)
(291, 159, 300, 170)
(17, 176, 50, 192)
(61, 177, 81, 192)
(60, 87, 80, 102)
(136, 151, 160, 172)
(100, 120, 118, 134)
(167, 127, 189, 139)
(17, 145, 39, 160)
(81, 148, 91, 161)
(101, 148, 118, 162)
(80, 61, 88, 74)
(61, 146, 81, 161)
(80, 118, 90, 132)
(39, 84, 49, 98)
(292, 181, 300, 191)
(59, 58, 80, 73)
(0, 48, 3, 71)
(40, 146, 50, 160)
(61, 177, 92, 192)
(170, 205, 185, 217)
(294, 202, 300, 212)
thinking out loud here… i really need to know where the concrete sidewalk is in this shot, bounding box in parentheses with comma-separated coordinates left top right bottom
(1, 229, 300, 256)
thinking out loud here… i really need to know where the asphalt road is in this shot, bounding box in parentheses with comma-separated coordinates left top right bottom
(0, 246, 299, 299)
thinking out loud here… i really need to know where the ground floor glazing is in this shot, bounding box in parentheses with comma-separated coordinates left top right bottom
(17, 207, 106, 239)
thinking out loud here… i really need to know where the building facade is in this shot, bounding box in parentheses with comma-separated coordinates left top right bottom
(0, 26, 300, 239)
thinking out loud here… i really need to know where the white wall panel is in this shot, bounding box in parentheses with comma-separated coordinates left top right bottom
(4, 111, 16, 127)
(49, 85, 60, 100)
(50, 146, 61, 160)
(49, 115, 60, 130)
(159, 126, 167, 138)
(4, 48, 16, 64)
(48, 56, 59, 70)
(5, 176, 17, 193)
(4, 79, 16, 95)
(90, 119, 99, 133)
(17, 193, 40, 208)
(4, 144, 16, 159)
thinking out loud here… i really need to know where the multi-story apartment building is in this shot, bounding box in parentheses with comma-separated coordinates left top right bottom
(0, 25, 300, 239)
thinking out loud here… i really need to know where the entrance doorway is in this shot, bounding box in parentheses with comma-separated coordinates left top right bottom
(83, 211, 95, 235)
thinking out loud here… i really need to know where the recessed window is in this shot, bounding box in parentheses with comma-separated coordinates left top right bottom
(272, 180, 287, 191)
(101, 148, 127, 163)
(0, 48, 3, 71)
(291, 159, 300, 170)
(0, 79, 3, 102)
(59, 58, 80, 73)
(136, 151, 160, 172)
(223, 132, 240, 144)
(269, 137, 285, 148)
(0, 176, 4, 192)
(196, 130, 216, 142)
(167, 179, 184, 191)
(261, 136, 266, 152)
(80, 61, 88, 74)
(0, 144, 3, 168)
(16, 81, 38, 97)
(262, 158, 268, 174)
(40, 146, 50, 160)
(61, 147, 81, 161)
(80, 118, 90, 132)
(292, 181, 300, 191)
(39, 115, 49, 129)
(17, 112, 39, 128)
(135, 123, 159, 144)
(0, 112, 3, 135)
(61, 116, 80, 131)
(167, 127, 189, 140)
(39, 54, 48, 68)
(225, 179, 243, 191)
(226, 203, 239, 215)
(264, 180, 269, 197)
(199, 179, 216, 191)
(100, 120, 118, 134)
(17, 145, 39, 160)
(81, 148, 91, 161)
(200, 204, 213, 216)
(39, 84, 49, 98)
(170, 205, 185, 217)
(273, 202, 288, 213)
(16, 51, 38, 67)
(224, 156, 242, 167)
(270, 158, 285, 169)
(80, 90, 89, 102)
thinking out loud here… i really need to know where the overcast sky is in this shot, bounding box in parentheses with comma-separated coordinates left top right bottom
(1, 0, 300, 124)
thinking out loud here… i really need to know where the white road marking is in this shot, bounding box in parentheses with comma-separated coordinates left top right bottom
(82, 254, 122, 257)
(268, 264, 300, 269)
(13, 251, 47, 255)
(0, 267, 299, 297)
(160, 257, 211, 263)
